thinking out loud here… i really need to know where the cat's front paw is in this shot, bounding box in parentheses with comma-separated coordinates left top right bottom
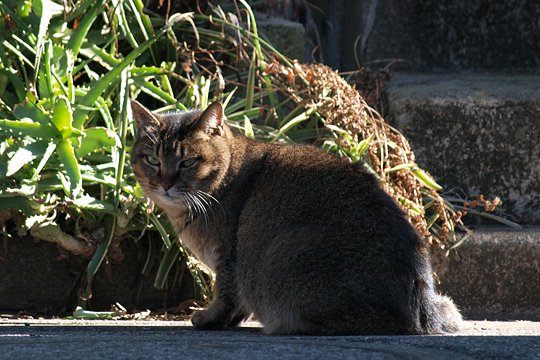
(191, 309, 228, 330)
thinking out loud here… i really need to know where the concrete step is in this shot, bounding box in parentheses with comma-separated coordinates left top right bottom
(258, 16, 306, 62)
(435, 227, 540, 321)
(387, 72, 540, 224)
(365, 0, 540, 71)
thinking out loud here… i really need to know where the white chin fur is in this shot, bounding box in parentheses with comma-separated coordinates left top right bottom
(157, 193, 183, 207)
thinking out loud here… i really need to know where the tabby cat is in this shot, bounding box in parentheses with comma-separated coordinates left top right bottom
(130, 100, 462, 335)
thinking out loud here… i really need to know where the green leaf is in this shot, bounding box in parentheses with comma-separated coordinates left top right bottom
(38, 39, 54, 98)
(114, 69, 130, 208)
(2, 39, 34, 68)
(0, 69, 26, 104)
(398, 196, 423, 215)
(31, 141, 57, 181)
(13, 101, 50, 127)
(52, 96, 73, 135)
(81, 172, 117, 188)
(70, 306, 115, 320)
(0, 118, 56, 138)
(130, 0, 156, 44)
(6, 147, 32, 177)
(426, 212, 440, 229)
(77, 127, 120, 158)
(114, 0, 139, 49)
(56, 138, 81, 198)
(452, 205, 523, 230)
(238, 0, 262, 60)
(5, 141, 49, 176)
(449, 232, 473, 250)
(24, 214, 49, 230)
(133, 78, 177, 105)
(0, 196, 42, 213)
(385, 162, 443, 191)
(71, 195, 115, 214)
(1, 182, 36, 197)
(226, 107, 263, 121)
(16, 0, 32, 17)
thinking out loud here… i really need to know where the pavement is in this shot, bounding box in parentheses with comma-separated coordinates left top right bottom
(0, 320, 539, 359)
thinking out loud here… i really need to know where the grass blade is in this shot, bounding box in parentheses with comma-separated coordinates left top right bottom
(33, 0, 63, 86)
(66, 0, 105, 58)
(243, 115, 254, 139)
(245, 52, 257, 111)
(82, 214, 116, 301)
(148, 213, 172, 249)
(272, 107, 315, 142)
(73, 13, 192, 128)
(412, 168, 443, 191)
(154, 243, 180, 289)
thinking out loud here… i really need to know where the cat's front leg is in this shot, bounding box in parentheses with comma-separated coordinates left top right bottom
(191, 262, 240, 330)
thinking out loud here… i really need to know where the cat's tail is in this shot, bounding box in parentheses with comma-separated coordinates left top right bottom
(422, 292, 463, 334)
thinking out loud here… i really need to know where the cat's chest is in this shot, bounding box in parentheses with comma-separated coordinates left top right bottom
(179, 225, 218, 271)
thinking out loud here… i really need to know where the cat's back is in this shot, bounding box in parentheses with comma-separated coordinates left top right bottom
(233, 138, 418, 252)
(240, 140, 397, 225)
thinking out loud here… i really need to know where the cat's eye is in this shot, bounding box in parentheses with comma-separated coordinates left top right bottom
(146, 155, 160, 166)
(180, 158, 197, 168)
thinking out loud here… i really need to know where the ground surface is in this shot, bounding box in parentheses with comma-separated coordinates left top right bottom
(1, 320, 539, 359)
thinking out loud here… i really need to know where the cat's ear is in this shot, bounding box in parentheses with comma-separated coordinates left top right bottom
(131, 100, 161, 129)
(197, 101, 224, 136)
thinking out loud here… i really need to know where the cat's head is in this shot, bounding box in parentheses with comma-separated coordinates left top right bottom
(131, 101, 231, 210)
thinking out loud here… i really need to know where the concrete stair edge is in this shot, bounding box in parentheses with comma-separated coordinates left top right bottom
(435, 226, 540, 321)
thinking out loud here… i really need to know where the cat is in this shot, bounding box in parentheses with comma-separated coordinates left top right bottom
(130, 100, 462, 335)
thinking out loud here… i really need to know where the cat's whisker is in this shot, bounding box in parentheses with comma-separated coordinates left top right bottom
(181, 191, 207, 227)
(190, 192, 209, 228)
(181, 193, 195, 223)
(196, 190, 226, 219)
(185, 192, 199, 219)
(194, 191, 216, 221)
(197, 190, 221, 218)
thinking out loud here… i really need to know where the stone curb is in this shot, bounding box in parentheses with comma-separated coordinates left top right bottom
(1, 227, 539, 321)
(435, 226, 540, 321)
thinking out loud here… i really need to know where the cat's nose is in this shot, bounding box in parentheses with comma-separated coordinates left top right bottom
(161, 179, 175, 192)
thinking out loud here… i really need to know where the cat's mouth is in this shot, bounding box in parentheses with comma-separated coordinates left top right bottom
(157, 187, 193, 202)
